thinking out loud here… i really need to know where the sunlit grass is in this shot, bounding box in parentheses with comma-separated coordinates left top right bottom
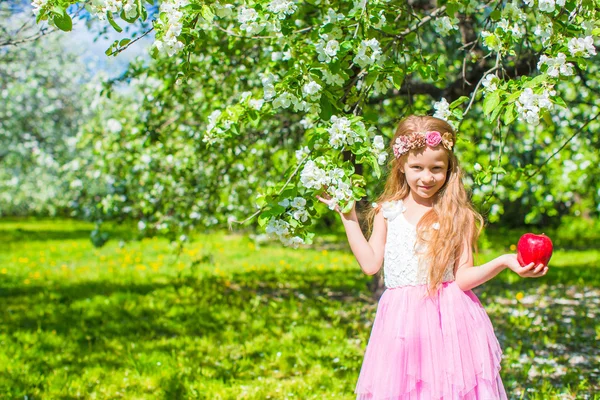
(0, 218, 598, 399)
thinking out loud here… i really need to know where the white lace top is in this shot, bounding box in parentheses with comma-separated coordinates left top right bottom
(380, 199, 455, 288)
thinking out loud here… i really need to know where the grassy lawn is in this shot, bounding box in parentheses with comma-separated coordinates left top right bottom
(0, 219, 598, 399)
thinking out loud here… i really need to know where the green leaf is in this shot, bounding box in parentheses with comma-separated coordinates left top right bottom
(503, 103, 516, 125)
(490, 101, 504, 122)
(107, 12, 123, 33)
(492, 166, 506, 174)
(52, 11, 72, 31)
(506, 90, 522, 103)
(489, 10, 501, 21)
(392, 71, 404, 89)
(553, 96, 567, 108)
(446, 1, 459, 16)
(119, 38, 131, 47)
(341, 200, 355, 214)
(482, 91, 500, 116)
(449, 96, 469, 109)
(319, 96, 333, 121)
(201, 5, 215, 22)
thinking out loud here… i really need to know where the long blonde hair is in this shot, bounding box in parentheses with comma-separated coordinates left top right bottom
(366, 115, 484, 297)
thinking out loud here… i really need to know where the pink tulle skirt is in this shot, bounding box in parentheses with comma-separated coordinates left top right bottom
(355, 281, 508, 400)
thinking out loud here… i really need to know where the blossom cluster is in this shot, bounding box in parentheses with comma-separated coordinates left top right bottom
(537, 53, 573, 77)
(300, 159, 353, 209)
(265, 218, 305, 248)
(515, 88, 555, 125)
(567, 36, 596, 58)
(315, 34, 340, 63)
(432, 16, 458, 37)
(481, 74, 500, 93)
(154, 0, 189, 57)
(353, 39, 383, 68)
(83, 0, 138, 21)
(432, 98, 457, 129)
(279, 196, 309, 222)
(524, 0, 565, 13)
(31, 0, 48, 15)
(266, 0, 297, 19)
(327, 115, 362, 149)
(371, 135, 387, 165)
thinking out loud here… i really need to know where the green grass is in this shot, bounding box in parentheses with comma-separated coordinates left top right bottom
(0, 218, 599, 399)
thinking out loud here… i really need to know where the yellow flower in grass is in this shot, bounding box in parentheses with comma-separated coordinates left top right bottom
(33, 272, 41, 280)
(135, 264, 147, 271)
(516, 292, 524, 301)
(24, 279, 30, 285)
(510, 244, 517, 251)
(1, 268, 6, 274)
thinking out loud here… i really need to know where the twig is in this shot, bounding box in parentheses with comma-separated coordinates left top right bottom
(229, 155, 310, 227)
(107, 27, 154, 56)
(526, 110, 600, 180)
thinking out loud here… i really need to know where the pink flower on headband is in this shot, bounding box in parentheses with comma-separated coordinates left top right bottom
(425, 131, 442, 147)
(392, 130, 454, 158)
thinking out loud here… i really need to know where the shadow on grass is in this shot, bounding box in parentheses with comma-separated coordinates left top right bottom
(0, 261, 598, 398)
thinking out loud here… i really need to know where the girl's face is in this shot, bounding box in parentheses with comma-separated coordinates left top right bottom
(400, 146, 449, 202)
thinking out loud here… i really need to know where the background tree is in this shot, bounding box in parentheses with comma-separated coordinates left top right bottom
(16, 0, 600, 247)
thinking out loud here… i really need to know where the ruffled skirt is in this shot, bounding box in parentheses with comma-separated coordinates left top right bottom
(355, 281, 507, 400)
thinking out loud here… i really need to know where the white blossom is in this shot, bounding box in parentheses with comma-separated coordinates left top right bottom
(327, 115, 362, 149)
(432, 16, 458, 36)
(301, 80, 322, 101)
(31, 0, 48, 15)
(373, 135, 385, 150)
(267, 0, 297, 19)
(433, 98, 452, 121)
(324, 8, 345, 24)
(273, 92, 295, 109)
(291, 197, 306, 208)
(537, 53, 573, 77)
(481, 74, 499, 93)
(315, 37, 339, 63)
(153, 0, 189, 56)
(515, 88, 554, 126)
(353, 38, 383, 68)
(249, 98, 264, 110)
(300, 160, 328, 189)
(568, 36, 596, 58)
(295, 146, 310, 162)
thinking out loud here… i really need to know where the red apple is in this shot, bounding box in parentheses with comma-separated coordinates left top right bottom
(517, 233, 553, 267)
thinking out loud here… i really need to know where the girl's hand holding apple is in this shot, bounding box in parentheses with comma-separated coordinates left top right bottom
(503, 254, 548, 278)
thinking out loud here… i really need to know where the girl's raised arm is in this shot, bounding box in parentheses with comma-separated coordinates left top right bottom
(316, 194, 387, 276)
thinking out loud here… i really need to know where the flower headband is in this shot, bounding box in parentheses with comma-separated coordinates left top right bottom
(392, 130, 454, 158)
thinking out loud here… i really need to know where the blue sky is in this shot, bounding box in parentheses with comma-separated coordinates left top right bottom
(65, 16, 155, 78)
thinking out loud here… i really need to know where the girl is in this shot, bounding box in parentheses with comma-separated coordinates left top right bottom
(316, 115, 548, 399)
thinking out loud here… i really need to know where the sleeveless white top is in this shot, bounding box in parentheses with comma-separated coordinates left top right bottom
(380, 199, 455, 288)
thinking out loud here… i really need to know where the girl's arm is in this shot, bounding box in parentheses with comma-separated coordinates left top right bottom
(316, 195, 386, 276)
(454, 239, 548, 292)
